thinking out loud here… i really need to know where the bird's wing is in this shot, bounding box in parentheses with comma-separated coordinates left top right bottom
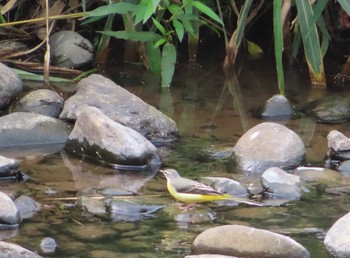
(171, 177, 221, 195)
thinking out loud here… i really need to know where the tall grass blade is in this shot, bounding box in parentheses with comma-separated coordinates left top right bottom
(295, 1, 325, 86)
(338, 0, 350, 15)
(273, 0, 284, 96)
(224, 0, 253, 72)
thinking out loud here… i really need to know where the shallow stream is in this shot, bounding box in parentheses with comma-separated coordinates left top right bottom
(1, 58, 350, 257)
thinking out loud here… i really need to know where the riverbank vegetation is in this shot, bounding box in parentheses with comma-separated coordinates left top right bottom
(0, 1, 349, 92)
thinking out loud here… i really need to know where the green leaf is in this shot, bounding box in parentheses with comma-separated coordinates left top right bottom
(168, 4, 183, 15)
(191, 1, 223, 25)
(273, 0, 285, 96)
(146, 41, 161, 73)
(14, 69, 72, 82)
(154, 38, 167, 48)
(99, 31, 162, 42)
(338, 0, 350, 16)
(86, 2, 136, 17)
(173, 19, 184, 42)
(152, 17, 166, 36)
(233, 0, 253, 51)
(161, 43, 177, 87)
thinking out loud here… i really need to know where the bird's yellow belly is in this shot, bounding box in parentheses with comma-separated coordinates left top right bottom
(167, 182, 227, 203)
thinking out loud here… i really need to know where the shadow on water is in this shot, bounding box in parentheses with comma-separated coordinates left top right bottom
(2, 57, 350, 257)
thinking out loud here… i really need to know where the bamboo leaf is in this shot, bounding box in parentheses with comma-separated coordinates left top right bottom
(86, 3, 136, 17)
(191, 1, 223, 25)
(273, 0, 285, 96)
(146, 42, 162, 73)
(99, 31, 162, 42)
(154, 38, 167, 48)
(173, 19, 184, 42)
(161, 43, 177, 87)
(152, 17, 166, 36)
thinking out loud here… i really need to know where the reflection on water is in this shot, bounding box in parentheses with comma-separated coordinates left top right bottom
(1, 58, 350, 257)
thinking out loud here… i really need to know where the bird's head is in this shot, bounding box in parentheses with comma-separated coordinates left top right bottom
(159, 169, 180, 180)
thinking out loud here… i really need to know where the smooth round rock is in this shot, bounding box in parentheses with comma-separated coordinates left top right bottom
(232, 122, 305, 174)
(0, 62, 23, 110)
(50, 31, 93, 68)
(0, 191, 20, 225)
(325, 211, 350, 257)
(192, 225, 310, 258)
(257, 94, 294, 119)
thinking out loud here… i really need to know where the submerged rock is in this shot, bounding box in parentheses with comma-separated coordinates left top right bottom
(15, 195, 41, 219)
(261, 167, 304, 199)
(302, 95, 350, 123)
(191, 225, 310, 258)
(0, 62, 22, 110)
(0, 191, 21, 226)
(40, 237, 57, 254)
(0, 241, 42, 258)
(50, 30, 93, 68)
(65, 106, 161, 170)
(76, 195, 107, 215)
(11, 89, 64, 118)
(109, 199, 163, 221)
(164, 204, 216, 224)
(0, 112, 70, 147)
(60, 74, 178, 143)
(325, 211, 350, 257)
(232, 122, 305, 174)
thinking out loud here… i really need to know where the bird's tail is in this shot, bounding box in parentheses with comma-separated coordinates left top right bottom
(221, 194, 262, 206)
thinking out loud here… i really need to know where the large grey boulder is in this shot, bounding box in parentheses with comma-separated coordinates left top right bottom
(11, 89, 64, 118)
(0, 191, 20, 225)
(0, 62, 22, 110)
(0, 241, 42, 257)
(324, 211, 350, 257)
(0, 112, 70, 147)
(232, 122, 305, 174)
(60, 74, 178, 142)
(50, 31, 93, 68)
(65, 106, 161, 170)
(192, 225, 310, 258)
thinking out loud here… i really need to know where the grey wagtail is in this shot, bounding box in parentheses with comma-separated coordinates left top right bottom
(160, 169, 261, 206)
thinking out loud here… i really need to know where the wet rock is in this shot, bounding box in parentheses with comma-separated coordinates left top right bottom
(261, 167, 304, 199)
(11, 89, 64, 118)
(50, 31, 93, 68)
(164, 204, 216, 224)
(60, 74, 178, 142)
(302, 96, 350, 123)
(109, 199, 163, 221)
(0, 241, 42, 257)
(337, 160, 350, 176)
(65, 106, 161, 170)
(191, 225, 310, 258)
(256, 94, 295, 119)
(324, 211, 350, 257)
(199, 177, 250, 206)
(294, 167, 342, 185)
(0, 112, 70, 147)
(0, 191, 21, 225)
(232, 122, 305, 174)
(327, 130, 350, 160)
(0, 62, 22, 110)
(40, 237, 57, 254)
(0, 156, 20, 179)
(15, 195, 41, 219)
(186, 255, 236, 258)
(76, 195, 107, 215)
(199, 177, 249, 196)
